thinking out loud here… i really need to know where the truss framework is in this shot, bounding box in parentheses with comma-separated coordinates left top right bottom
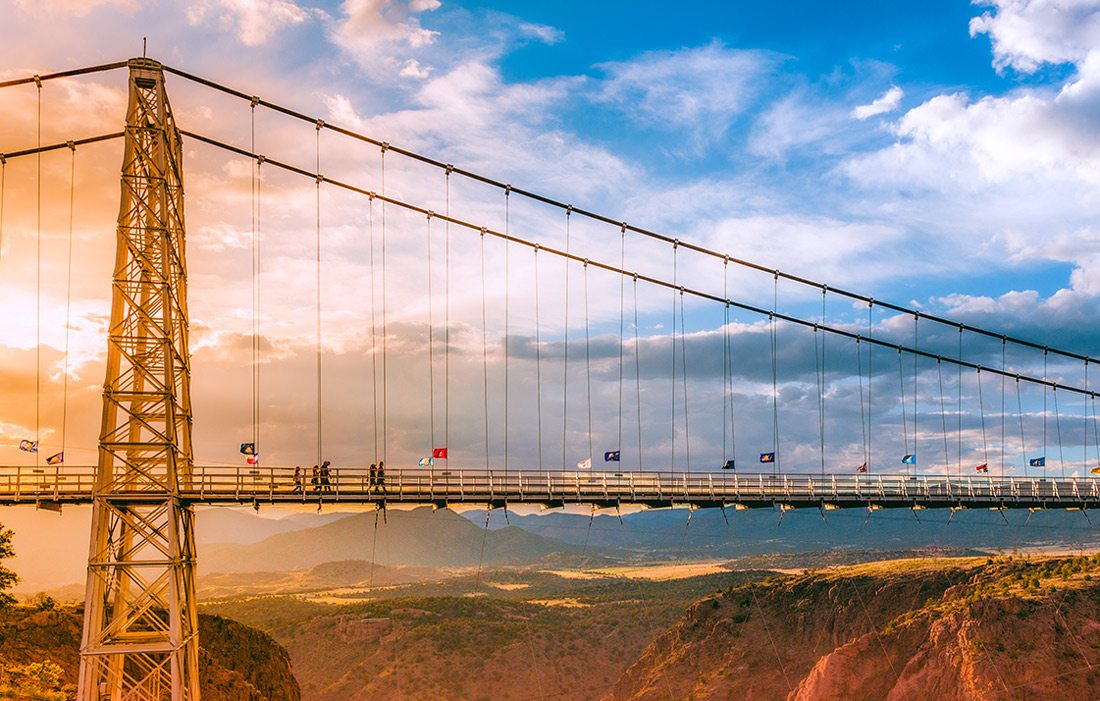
(77, 58, 198, 701)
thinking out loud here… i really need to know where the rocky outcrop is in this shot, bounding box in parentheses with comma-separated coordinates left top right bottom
(607, 555, 1100, 700)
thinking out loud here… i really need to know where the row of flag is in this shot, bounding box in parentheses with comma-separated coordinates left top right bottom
(17, 440, 63, 464)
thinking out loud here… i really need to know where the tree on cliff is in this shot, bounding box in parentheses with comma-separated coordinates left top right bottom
(0, 524, 18, 606)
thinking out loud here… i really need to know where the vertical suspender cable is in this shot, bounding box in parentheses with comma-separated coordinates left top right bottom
(251, 101, 259, 458)
(898, 349, 909, 472)
(679, 286, 690, 471)
(0, 155, 6, 269)
(938, 359, 949, 472)
(771, 273, 780, 474)
(671, 243, 678, 471)
(584, 260, 593, 467)
(816, 289, 826, 476)
(504, 187, 510, 473)
(1001, 338, 1007, 477)
(617, 224, 625, 459)
(562, 207, 572, 469)
(957, 328, 963, 475)
(1054, 387, 1065, 479)
(977, 368, 989, 471)
(1043, 349, 1049, 466)
(370, 193, 378, 461)
(381, 145, 388, 464)
(858, 336, 868, 471)
(427, 212, 435, 453)
(912, 314, 918, 469)
(480, 227, 490, 469)
(315, 122, 323, 467)
(633, 275, 643, 470)
(723, 260, 730, 468)
(534, 245, 544, 471)
(1017, 377, 1028, 478)
(445, 169, 451, 459)
(61, 143, 75, 469)
(35, 76, 41, 469)
(868, 302, 874, 472)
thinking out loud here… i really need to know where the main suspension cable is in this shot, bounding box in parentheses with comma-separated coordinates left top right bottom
(161, 63, 1100, 367)
(180, 131, 1100, 398)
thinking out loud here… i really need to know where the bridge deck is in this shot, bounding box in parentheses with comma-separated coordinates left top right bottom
(2, 466, 1099, 511)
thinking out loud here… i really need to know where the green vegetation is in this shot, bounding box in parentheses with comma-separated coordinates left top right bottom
(0, 524, 17, 607)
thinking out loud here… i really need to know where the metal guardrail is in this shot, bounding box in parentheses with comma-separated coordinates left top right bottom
(1, 466, 1099, 510)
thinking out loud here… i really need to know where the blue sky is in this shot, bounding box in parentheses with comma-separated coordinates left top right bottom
(2, 0, 1100, 475)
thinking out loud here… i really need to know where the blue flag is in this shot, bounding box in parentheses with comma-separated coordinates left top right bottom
(18, 440, 37, 453)
(722, 459, 736, 470)
(604, 451, 620, 462)
(902, 454, 916, 465)
(1029, 457, 1045, 467)
(240, 442, 256, 456)
(760, 452, 775, 463)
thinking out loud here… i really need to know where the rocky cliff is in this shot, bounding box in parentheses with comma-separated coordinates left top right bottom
(0, 604, 300, 700)
(606, 555, 1100, 700)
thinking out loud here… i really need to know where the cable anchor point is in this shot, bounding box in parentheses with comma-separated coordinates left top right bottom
(315, 118, 325, 130)
(33, 75, 42, 88)
(445, 164, 454, 175)
(250, 96, 260, 108)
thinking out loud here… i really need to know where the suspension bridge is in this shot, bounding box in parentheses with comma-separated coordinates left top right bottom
(0, 58, 1099, 699)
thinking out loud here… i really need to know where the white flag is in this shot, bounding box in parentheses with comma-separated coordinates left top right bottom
(577, 457, 591, 469)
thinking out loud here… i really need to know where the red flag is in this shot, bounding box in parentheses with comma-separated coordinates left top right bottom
(856, 463, 868, 473)
(246, 455, 259, 465)
(432, 447, 447, 460)
(975, 463, 988, 473)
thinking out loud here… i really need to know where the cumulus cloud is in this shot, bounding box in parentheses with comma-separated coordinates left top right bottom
(852, 85, 903, 119)
(970, 0, 1100, 73)
(13, 0, 135, 16)
(332, 0, 441, 55)
(186, 0, 311, 47)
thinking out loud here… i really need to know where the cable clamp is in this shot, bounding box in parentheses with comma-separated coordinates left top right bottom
(566, 204, 573, 216)
(445, 164, 454, 175)
(679, 286, 685, 295)
(534, 242, 541, 253)
(822, 284, 828, 293)
(33, 75, 42, 88)
(315, 119, 325, 130)
(0, 153, 5, 164)
(620, 222, 627, 234)
(315, 174, 324, 184)
(479, 227, 487, 237)
(250, 96, 260, 108)
(427, 210, 434, 219)
(381, 142, 390, 153)
(583, 258, 589, 268)
(368, 191, 375, 201)
(65, 140, 75, 151)
(632, 272, 639, 281)
(257, 154, 266, 165)
(723, 254, 729, 266)
(773, 269, 779, 280)
(504, 184, 512, 196)
(869, 297, 875, 307)
(672, 238, 679, 249)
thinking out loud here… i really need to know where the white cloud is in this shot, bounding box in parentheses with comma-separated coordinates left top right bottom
(852, 85, 903, 119)
(517, 22, 564, 45)
(596, 43, 781, 154)
(13, 0, 135, 16)
(399, 58, 431, 79)
(970, 0, 1100, 73)
(332, 0, 441, 60)
(187, 0, 311, 47)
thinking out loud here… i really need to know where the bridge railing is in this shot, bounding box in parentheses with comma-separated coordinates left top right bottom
(1, 465, 1098, 506)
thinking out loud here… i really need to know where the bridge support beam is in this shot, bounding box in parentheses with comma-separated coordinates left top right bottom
(78, 58, 199, 701)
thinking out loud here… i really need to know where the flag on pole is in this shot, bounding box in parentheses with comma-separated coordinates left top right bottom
(902, 454, 917, 465)
(1029, 457, 1045, 467)
(759, 452, 775, 463)
(1091, 466, 1100, 475)
(246, 455, 259, 466)
(577, 458, 592, 469)
(604, 451, 620, 462)
(722, 459, 736, 470)
(418, 457, 434, 467)
(432, 447, 448, 459)
(856, 462, 868, 473)
(975, 463, 989, 473)
(19, 440, 37, 453)
(240, 443, 256, 456)
(46, 452, 63, 465)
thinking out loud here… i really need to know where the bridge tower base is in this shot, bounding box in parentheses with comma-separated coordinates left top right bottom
(77, 58, 199, 700)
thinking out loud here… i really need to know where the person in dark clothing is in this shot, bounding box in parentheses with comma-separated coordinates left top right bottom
(376, 460, 386, 493)
(368, 463, 377, 490)
(311, 465, 320, 493)
(293, 465, 303, 494)
(321, 460, 332, 492)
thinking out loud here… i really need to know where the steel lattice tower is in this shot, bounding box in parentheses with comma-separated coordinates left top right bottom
(78, 58, 199, 700)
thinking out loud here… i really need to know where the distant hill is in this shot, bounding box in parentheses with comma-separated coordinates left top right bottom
(200, 506, 587, 574)
(606, 554, 1100, 699)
